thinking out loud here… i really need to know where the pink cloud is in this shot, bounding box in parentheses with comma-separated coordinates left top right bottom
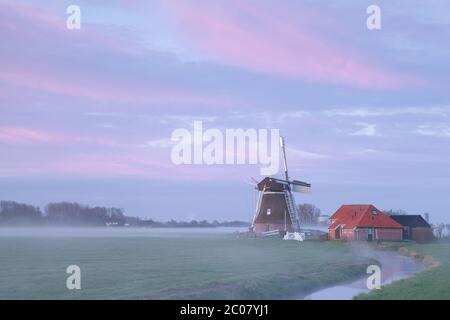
(0, 66, 228, 107)
(0, 129, 268, 180)
(0, 1, 144, 55)
(0, 149, 252, 180)
(0, 126, 60, 145)
(0, 125, 245, 179)
(48, 154, 165, 177)
(0, 126, 173, 177)
(0, 2, 232, 108)
(0, 126, 127, 148)
(47, 156, 265, 181)
(164, 0, 422, 89)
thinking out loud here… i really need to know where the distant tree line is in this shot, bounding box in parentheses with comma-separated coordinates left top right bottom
(383, 209, 410, 216)
(137, 219, 249, 228)
(0, 201, 42, 225)
(0, 200, 250, 228)
(0, 200, 125, 226)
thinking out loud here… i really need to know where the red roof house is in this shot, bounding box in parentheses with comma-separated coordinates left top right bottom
(329, 205, 403, 241)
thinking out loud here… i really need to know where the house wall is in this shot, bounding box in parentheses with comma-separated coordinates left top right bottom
(329, 228, 341, 240)
(330, 227, 402, 241)
(328, 230, 334, 240)
(411, 227, 434, 243)
(355, 228, 369, 240)
(341, 229, 356, 241)
(328, 228, 355, 240)
(374, 228, 402, 241)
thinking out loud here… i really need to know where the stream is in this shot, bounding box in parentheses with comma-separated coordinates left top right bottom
(302, 249, 425, 300)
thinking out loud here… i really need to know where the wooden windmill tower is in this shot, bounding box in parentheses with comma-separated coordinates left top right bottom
(251, 137, 311, 234)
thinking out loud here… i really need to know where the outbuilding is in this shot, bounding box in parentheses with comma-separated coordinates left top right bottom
(390, 215, 434, 243)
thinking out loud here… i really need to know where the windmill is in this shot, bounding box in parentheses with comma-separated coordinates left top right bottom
(251, 137, 311, 234)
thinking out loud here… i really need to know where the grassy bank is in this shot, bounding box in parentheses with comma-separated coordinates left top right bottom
(0, 229, 375, 299)
(357, 242, 450, 300)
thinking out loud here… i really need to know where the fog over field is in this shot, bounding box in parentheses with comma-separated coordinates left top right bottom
(0, 227, 248, 238)
(0, 227, 376, 300)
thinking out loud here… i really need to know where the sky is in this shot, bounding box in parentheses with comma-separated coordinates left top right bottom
(1, 0, 450, 223)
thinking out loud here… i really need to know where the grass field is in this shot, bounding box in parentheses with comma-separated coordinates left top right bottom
(0, 228, 375, 299)
(357, 242, 450, 300)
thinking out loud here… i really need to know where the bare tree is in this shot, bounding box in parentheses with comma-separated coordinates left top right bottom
(384, 209, 408, 216)
(434, 223, 445, 239)
(298, 203, 321, 225)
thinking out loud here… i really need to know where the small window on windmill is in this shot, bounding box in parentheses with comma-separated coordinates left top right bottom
(372, 210, 378, 216)
(267, 208, 271, 215)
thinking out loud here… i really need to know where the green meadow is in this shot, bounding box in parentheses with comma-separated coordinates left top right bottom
(0, 228, 374, 299)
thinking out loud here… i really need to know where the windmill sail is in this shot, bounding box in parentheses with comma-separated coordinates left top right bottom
(290, 180, 311, 193)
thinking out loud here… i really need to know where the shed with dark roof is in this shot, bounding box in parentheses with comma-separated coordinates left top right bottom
(390, 215, 433, 242)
